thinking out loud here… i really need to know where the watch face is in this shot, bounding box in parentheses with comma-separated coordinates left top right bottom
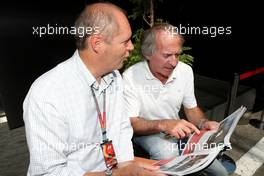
(105, 168, 112, 176)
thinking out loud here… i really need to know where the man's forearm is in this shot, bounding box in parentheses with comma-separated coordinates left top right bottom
(83, 171, 105, 176)
(131, 116, 201, 139)
(84, 160, 157, 176)
(83, 169, 122, 176)
(83, 162, 133, 176)
(130, 117, 163, 135)
(184, 107, 207, 127)
(83, 167, 124, 176)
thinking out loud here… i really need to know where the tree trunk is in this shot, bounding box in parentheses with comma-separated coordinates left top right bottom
(150, 0, 154, 27)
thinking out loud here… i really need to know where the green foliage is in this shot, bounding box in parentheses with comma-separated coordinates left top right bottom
(128, 0, 150, 20)
(179, 47, 194, 66)
(122, 28, 194, 72)
(99, 0, 194, 71)
(122, 0, 194, 71)
(122, 28, 144, 71)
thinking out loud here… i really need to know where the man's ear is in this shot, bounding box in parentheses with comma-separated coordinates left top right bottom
(143, 54, 151, 61)
(89, 34, 104, 53)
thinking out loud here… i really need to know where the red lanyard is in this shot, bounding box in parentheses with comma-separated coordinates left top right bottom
(91, 87, 108, 142)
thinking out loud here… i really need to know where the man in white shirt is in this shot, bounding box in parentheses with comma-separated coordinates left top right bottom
(123, 24, 228, 176)
(23, 3, 165, 176)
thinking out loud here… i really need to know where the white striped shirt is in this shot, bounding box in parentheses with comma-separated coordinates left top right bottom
(23, 51, 134, 176)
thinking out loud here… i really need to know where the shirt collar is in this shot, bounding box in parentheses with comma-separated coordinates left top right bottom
(167, 65, 178, 83)
(74, 50, 116, 90)
(143, 60, 156, 80)
(74, 50, 96, 87)
(92, 72, 116, 90)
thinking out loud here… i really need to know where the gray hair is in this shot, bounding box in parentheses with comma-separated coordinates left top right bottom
(141, 23, 184, 57)
(74, 3, 125, 50)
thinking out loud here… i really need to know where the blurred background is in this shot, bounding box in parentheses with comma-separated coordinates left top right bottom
(0, 1, 263, 176)
(0, 0, 263, 128)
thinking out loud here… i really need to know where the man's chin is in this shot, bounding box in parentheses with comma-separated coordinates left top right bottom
(120, 58, 127, 67)
(123, 57, 128, 62)
(116, 63, 124, 70)
(164, 69, 174, 76)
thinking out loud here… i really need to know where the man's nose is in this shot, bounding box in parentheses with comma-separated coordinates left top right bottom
(127, 40, 134, 51)
(169, 55, 178, 67)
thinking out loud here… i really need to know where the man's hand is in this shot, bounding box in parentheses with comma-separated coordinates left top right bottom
(83, 161, 167, 176)
(114, 161, 167, 176)
(202, 121, 219, 130)
(159, 119, 200, 139)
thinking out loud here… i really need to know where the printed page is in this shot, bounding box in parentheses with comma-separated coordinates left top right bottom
(184, 149, 220, 174)
(157, 148, 220, 175)
(182, 106, 247, 154)
(222, 106, 247, 146)
(181, 130, 219, 155)
(206, 106, 247, 148)
(154, 106, 247, 175)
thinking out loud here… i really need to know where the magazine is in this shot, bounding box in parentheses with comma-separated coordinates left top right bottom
(154, 106, 247, 176)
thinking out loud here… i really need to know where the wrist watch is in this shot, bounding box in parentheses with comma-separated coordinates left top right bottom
(198, 119, 208, 129)
(105, 167, 113, 176)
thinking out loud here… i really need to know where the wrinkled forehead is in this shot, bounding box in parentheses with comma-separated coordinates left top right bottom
(156, 31, 182, 49)
(112, 11, 132, 40)
(116, 10, 131, 31)
(156, 30, 181, 41)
